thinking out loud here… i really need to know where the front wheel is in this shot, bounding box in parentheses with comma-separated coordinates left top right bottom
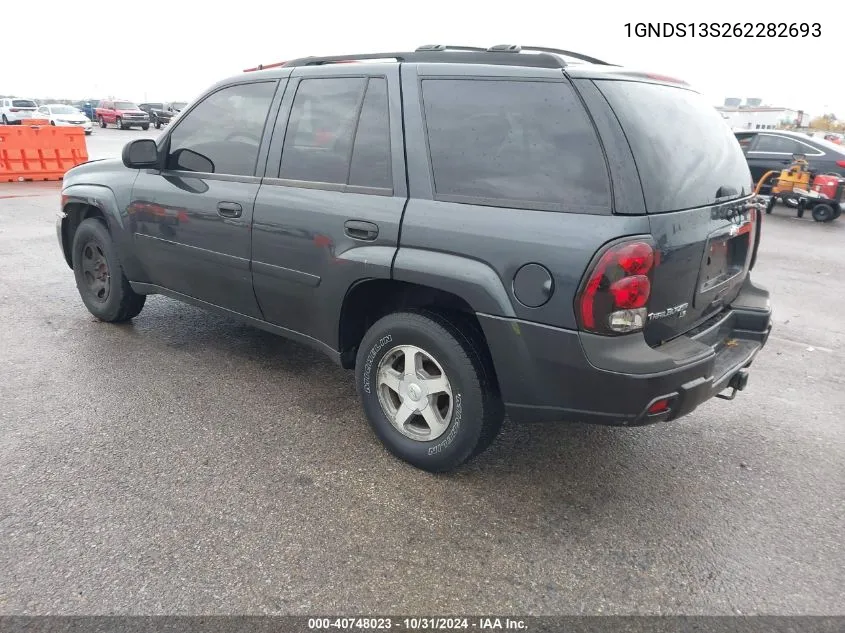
(355, 311, 503, 473)
(154, 120, 161, 130)
(71, 218, 146, 322)
(141, 124, 149, 131)
(116, 117, 124, 130)
(98, 116, 106, 128)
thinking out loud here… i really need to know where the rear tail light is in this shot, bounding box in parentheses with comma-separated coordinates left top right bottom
(837, 160, 845, 168)
(575, 238, 657, 335)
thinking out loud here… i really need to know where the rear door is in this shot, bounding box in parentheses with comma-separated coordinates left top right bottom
(594, 78, 758, 346)
(250, 63, 406, 348)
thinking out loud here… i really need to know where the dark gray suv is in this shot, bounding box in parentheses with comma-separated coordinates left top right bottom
(56, 45, 772, 472)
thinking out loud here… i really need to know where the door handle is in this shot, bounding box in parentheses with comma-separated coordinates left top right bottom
(344, 220, 379, 241)
(217, 201, 242, 218)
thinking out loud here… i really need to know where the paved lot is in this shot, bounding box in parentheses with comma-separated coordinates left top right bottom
(0, 129, 843, 615)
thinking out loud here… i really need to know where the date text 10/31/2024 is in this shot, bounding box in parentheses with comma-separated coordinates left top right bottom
(625, 22, 821, 38)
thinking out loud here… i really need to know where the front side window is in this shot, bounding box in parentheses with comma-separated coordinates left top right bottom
(421, 79, 611, 212)
(166, 81, 276, 177)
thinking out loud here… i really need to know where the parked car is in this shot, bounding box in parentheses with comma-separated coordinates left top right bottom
(37, 104, 93, 134)
(823, 133, 843, 145)
(734, 129, 845, 194)
(138, 102, 174, 129)
(95, 99, 150, 130)
(56, 45, 772, 473)
(1, 97, 39, 124)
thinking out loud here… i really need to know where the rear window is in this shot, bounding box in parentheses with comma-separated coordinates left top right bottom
(12, 100, 36, 108)
(596, 80, 752, 213)
(421, 78, 611, 213)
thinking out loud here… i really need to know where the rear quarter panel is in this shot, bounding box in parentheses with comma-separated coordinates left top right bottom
(395, 65, 650, 330)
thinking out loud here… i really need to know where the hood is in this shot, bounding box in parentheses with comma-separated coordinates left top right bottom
(117, 108, 147, 115)
(55, 113, 89, 122)
(62, 158, 122, 186)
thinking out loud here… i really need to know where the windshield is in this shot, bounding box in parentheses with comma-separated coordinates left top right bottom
(147, 103, 163, 109)
(115, 101, 139, 110)
(172, 102, 187, 110)
(51, 106, 78, 115)
(12, 99, 37, 108)
(595, 79, 752, 213)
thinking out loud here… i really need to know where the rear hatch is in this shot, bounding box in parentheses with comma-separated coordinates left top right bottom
(11, 99, 37, 113)
(594, 77, 757, 346)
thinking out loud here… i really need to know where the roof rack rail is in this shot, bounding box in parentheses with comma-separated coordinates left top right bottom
(519, 46, 613, 65)
(250, 45, 613, 70)
(415, 44, 488, 52)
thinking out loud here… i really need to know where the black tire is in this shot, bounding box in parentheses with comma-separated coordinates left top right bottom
(98, 116, 106, 128)
(1, 115, 8, 125)
(50, 120, 56, 126)
(355, 310, 504, 473)
(116, 117, 124, 130)
(141, 124, 149, 131)
(812, 203, 835, 222)
(71, 218, 145, 322)
(154, 120, 161, 130)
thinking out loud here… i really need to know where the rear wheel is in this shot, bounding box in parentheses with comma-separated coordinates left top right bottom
(72, 218, 145, 322)
(154, 120, 161, 130)
(812, 203, 836, 222)
(355, 311, 503, 473)
(141, 124, 149, 131)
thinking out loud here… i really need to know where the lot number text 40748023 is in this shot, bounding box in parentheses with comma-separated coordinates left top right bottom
(624, 22, 821, 38)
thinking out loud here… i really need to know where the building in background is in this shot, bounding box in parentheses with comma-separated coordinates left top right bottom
(716, 97, 808, 130)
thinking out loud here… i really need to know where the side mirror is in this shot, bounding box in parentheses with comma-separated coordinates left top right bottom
(122, 139, 159, 169)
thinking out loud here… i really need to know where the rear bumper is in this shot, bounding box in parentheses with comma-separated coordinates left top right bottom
(479, 276, 772, 426)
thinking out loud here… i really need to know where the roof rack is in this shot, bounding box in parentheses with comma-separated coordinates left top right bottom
(244, 44, 613, 72)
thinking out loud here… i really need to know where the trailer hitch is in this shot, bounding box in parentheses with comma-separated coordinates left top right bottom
(716, 368, 750, 401)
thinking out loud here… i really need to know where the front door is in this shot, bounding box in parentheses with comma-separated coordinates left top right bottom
(251, 65, 407, 348)
(129, 79, 280, 318)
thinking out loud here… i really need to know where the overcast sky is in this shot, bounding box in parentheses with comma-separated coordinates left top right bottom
(4, 0, 841, 117)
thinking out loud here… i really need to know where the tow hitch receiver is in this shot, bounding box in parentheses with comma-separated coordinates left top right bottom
(716, 368, 750, 401)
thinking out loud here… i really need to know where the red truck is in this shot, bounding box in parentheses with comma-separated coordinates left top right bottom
(95, 99, 150, 130)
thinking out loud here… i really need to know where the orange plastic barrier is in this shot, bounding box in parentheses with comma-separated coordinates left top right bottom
(19, 118, 50, 125)
(0, 124, 88, 182)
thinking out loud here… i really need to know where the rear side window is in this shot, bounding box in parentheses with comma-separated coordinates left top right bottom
(12, 100, 36, 108)
(349, 78, 392, 189)
(420, 78, 611, 212)
(280, 76, 392, 190)
(752, 134, 807, 154)
(596, 80, 752, 213)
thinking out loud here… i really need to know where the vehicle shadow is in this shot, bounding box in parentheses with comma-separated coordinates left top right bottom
(112, 296, 716, 517)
